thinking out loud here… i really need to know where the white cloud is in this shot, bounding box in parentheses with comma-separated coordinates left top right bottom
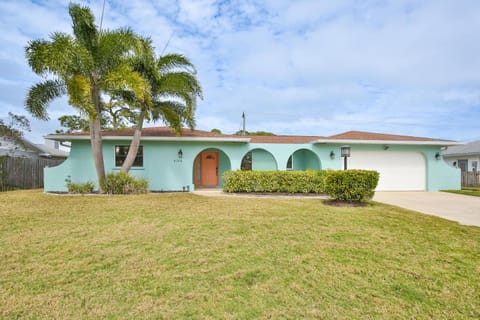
(1, 0, 480, 143)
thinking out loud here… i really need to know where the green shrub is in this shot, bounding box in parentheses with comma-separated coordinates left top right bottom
(222, 170, 326, 193)
(101, 172, 149, 195)
(65, 178, 95, 195)
(323, 170, 379, 202)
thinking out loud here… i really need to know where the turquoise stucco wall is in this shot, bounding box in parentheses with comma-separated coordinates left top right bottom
(44, 139, 460, 192)
(44, 140, 96, 192)
(292, 149, 320, 170)
(251, 149, 278, 170)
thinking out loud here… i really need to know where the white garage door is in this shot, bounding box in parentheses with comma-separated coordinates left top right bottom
(348, 151, 426, 191)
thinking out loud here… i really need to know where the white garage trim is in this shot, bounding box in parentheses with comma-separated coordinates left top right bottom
(348, 151, 426, 191)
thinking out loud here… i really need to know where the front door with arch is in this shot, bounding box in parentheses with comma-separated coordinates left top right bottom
(194, 151, 219, 187)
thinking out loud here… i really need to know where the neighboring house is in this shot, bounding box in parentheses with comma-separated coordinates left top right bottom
(442, 140, 480, 173)
(0, 136, 69, 159)
(0, 136, 69, 190)
(43, 127, 461, 192)
(442, 140, 480, 187)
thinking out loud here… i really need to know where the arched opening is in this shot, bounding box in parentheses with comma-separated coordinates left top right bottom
(241, 148, 278, 171)
(193, 148, 231, 187)
(286, 149, 321, 170)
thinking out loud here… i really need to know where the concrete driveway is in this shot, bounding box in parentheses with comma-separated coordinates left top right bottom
(373, 192, 480, 227)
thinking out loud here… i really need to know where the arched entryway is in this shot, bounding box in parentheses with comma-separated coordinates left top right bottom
(286, 149, 321, 170)
(193, 148, 231, 187)
(241, 148, 278, 171)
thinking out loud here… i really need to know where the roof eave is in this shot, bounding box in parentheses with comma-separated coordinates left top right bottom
(312, 139, 462, 146)
(443, 152, 480, 157)
(44, 134, 251, 143)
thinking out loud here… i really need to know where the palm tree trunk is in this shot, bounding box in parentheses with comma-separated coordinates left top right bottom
(90, 82, 106, 193)
(120, 110, 145, 173)
(90, 118, 106, 192)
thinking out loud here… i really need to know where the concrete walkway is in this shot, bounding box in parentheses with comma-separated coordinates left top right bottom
(373, 191, 480, 227)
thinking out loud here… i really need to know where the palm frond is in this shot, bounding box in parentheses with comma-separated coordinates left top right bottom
(96, 28, 138, 72)
(103, 64, 151, 107)
(68, 3, 98, 53)
(65, 74, 96, 116)
(156, 71, 202, 110)
(25, 79, 66, 120)
(152, 101, 185, 134)
(158, 54, 196, 74)
(25, 33, 77, 77)
(130, 37, 157, 83)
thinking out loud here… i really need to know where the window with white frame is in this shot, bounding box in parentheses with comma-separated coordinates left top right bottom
(115, 145, 143, 167)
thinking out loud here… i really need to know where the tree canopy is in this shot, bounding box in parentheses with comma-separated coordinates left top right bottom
(25, 3, 148, 191)
(0, 113, 31, 147)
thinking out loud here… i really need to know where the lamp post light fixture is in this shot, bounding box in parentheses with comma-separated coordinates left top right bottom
(341, 145, 351, 170)
(178, 149, 183, 159)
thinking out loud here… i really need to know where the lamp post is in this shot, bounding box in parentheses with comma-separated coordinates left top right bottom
(341, 145, 351, 170)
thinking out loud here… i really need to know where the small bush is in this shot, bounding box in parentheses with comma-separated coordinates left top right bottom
(101, 172, 149, 195)
(323, 170, 379, 202)
(222, 170, 326, 193)
(66, 178, 95, 194)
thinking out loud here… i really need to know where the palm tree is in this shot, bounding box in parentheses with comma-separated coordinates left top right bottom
(25, 3, 147, 192)
(119, 38, 202, 173)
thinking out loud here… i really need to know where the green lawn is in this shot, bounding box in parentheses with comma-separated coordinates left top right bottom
(1, 190, 479, 319)
(442, 187, 480, 197)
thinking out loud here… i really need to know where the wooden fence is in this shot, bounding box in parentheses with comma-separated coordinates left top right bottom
(461, 171, 480, 187)
(0, 156, 64, 191)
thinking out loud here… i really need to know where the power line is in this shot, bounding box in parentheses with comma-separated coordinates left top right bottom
(160, 31, 175, 57)
(99, 0, 106, 32)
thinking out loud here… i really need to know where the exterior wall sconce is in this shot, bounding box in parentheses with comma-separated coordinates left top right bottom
(330, 151, 335, 159)
(435, 152, 441, 160)
(178, 149, 183, 159)
(383, 145, 389, 150)
(341, 145, 351, 170)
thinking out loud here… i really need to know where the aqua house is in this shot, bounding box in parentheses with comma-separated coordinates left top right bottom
(44, 127, 461, 192)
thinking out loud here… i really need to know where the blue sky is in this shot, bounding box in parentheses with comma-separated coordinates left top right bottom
(1, 0, 479, 142)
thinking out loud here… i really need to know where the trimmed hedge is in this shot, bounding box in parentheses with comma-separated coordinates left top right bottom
(222, 170, 326, 193)
(101, 172, 149, 195)
(323, 169, 379, 202)
(223, 169, 379, 203)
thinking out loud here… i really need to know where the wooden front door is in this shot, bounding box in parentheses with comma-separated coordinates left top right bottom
(194, 151, 219, 186)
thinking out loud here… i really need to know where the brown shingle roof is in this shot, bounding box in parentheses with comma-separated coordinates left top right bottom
(51, 127, 452, 143)
(66, 127, 238, 138)
(248, 135, 322, 144)
(326, 130, 451, 142)
(54, 127, 323, 143)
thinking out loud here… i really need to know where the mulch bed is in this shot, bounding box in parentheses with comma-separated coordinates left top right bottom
(232, 192, 327, 197)
(322, 199, 367, 207)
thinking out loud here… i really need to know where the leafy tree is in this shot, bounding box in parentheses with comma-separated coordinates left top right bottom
(234, 130, 276, 136)
(25, 3, 147, 192)
(102, 96, 135, 129)
(119, 38, 202, 173)
(56, 97, 133, 133)
(56, 115, 90, 133)
(210, 128, 222, 134)
(0, 112, 31, 146)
